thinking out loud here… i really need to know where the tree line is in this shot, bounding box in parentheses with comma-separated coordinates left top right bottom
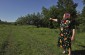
(0, 20, 13, 25)
(7, 0, 85, 32)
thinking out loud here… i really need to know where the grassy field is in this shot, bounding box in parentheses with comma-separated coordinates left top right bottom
(0, 25, 85, 55)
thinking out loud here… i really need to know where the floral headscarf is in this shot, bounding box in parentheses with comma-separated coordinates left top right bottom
(63, 13, 70, 19)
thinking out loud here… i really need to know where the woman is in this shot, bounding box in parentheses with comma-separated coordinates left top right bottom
(49, 13, 75, 55)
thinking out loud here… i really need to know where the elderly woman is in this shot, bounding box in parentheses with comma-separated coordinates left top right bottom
(49, 13, 76, 55)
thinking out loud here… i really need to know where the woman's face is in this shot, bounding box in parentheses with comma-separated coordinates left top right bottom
(63, 13, 70, 19)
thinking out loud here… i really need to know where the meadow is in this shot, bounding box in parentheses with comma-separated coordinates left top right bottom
(0, 25, 85, 55)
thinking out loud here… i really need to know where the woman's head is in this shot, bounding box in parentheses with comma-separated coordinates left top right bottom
(63, 13, 70, 19)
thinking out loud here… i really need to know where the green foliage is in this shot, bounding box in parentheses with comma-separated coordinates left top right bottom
(83, 0, 85, 5)
(81, 6, 85, 17)
(16, 13, 42, 26)
(57, 0, 78, 19)
(78, 4, 85, 32)
(78, 24, 85, 32)
(14, 0, 85, 33)
(42, 6, 60, 28)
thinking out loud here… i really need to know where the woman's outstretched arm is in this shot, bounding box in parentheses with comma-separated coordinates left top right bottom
(49, 18, 58, 22)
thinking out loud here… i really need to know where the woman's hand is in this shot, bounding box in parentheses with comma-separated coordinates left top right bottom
(49, 18, 52, 20)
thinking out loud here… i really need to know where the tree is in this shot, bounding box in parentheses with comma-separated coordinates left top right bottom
(57, 0, 78, 19)
(79, 0, 85, 32)
(15, 12, 42, 26)
(41, 6, 59, 28)
(41, 7, 50, 27)
(83, 0, 85, 5)
(15, 0, 78, 29)
(49, 5, 60, 28)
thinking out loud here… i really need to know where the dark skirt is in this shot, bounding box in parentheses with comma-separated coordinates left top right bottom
(57, 28, 72, 49)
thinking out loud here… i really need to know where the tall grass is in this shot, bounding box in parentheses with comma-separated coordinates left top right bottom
(0, 25, 85, 55)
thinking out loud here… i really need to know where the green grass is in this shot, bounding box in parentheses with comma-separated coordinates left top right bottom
(0, 25, 85, 55)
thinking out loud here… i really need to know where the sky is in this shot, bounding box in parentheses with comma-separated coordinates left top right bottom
(0, 0, 84, 22)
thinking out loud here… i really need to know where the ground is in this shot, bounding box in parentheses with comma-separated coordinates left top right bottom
(0, 25, 85, 55)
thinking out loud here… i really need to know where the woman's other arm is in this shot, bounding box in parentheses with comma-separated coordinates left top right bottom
(71, 29, 75, 41)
